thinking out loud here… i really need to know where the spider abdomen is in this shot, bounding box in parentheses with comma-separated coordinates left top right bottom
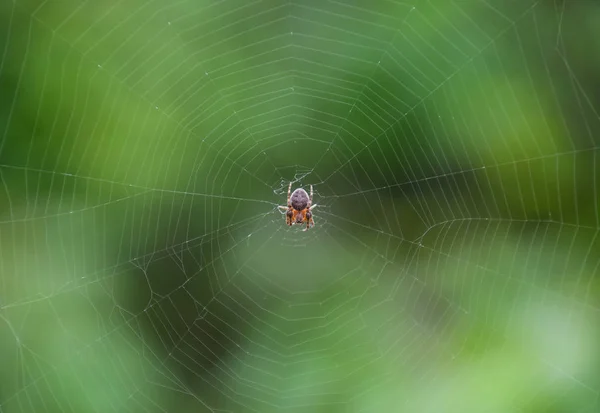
(290, 188, 309, 211)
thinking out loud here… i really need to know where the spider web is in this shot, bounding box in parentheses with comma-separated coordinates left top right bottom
(0, 0, 599, 412)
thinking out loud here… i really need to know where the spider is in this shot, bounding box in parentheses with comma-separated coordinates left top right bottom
(278, 182, 317, 230)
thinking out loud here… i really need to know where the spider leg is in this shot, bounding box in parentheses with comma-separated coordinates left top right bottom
(309, 204, 317, 210)
(304, 210, 313, 231)
(303, 216, 314, 231)
(282, 182, 293, 226)
(310, 185, 313, 203)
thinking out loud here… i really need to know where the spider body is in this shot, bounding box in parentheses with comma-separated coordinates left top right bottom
(290, 188, 309, 211)
(278, 183, 317, 230)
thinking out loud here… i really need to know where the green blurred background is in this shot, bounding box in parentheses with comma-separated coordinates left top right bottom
(0, 0, 599, 412)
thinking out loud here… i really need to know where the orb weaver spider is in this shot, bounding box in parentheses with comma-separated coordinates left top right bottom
(278, 182, 317, 230)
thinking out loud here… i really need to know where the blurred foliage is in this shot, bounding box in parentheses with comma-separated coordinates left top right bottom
(0, 0, 599, 412)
